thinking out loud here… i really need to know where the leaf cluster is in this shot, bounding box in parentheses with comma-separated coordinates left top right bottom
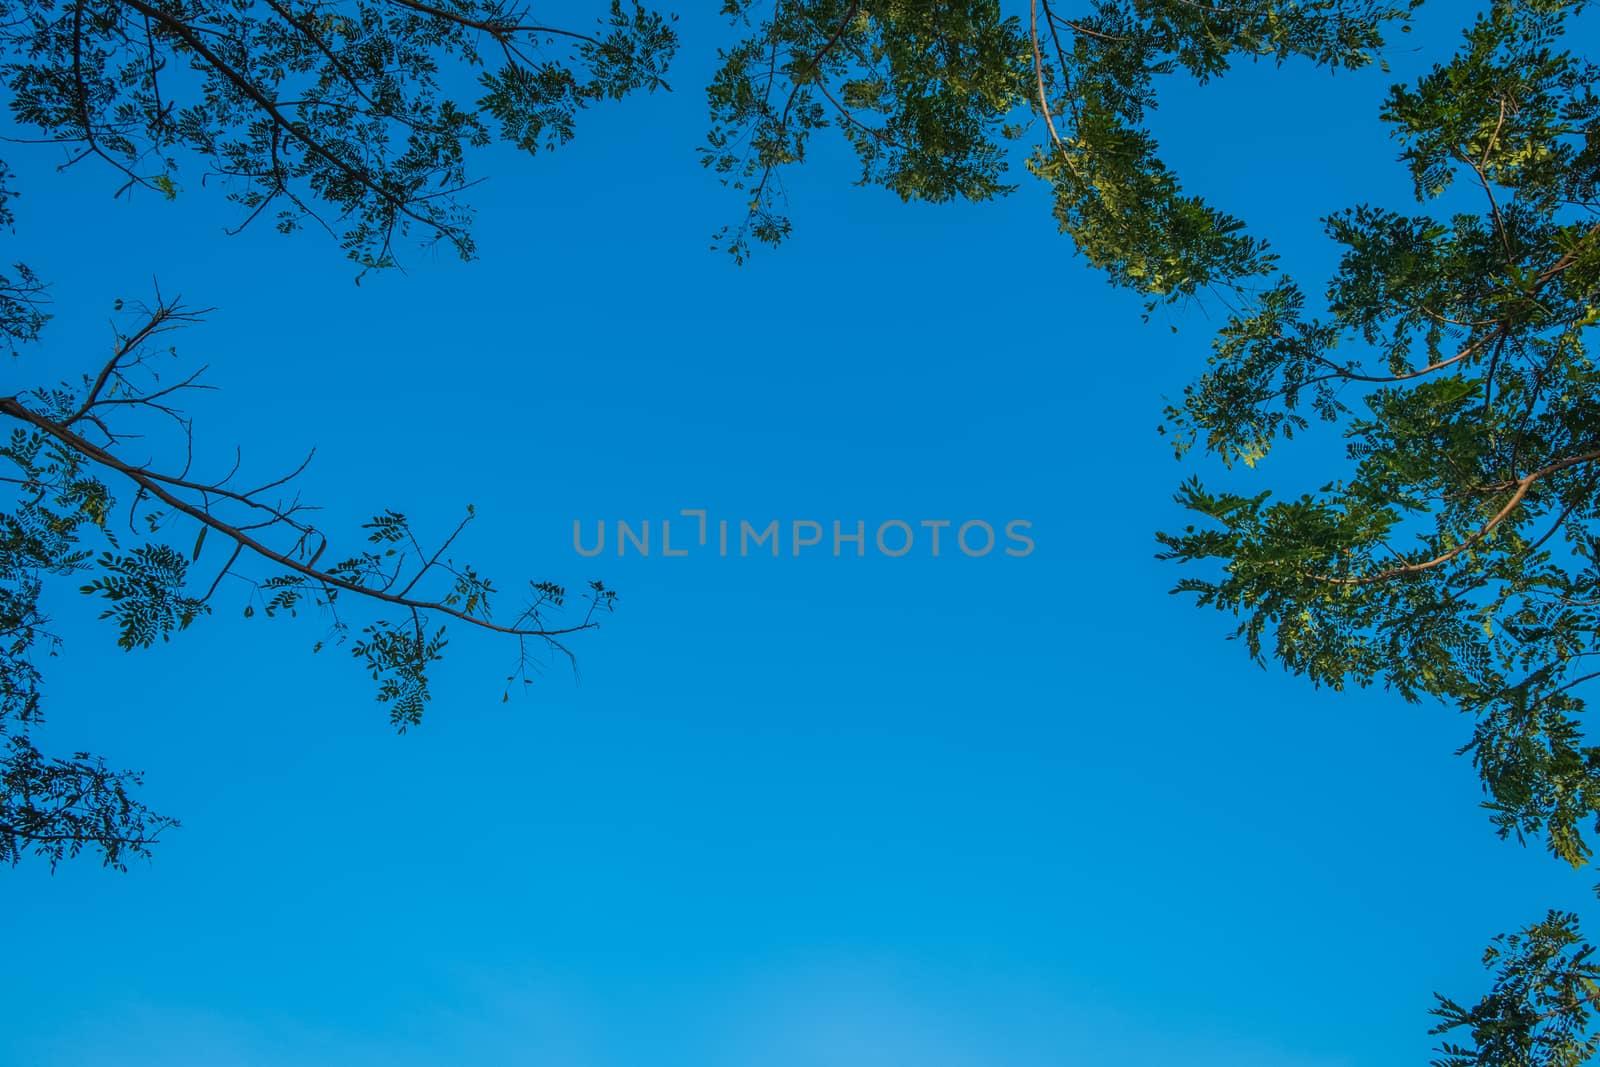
(0, 296, 614, 867)
(1153, 3, 1600, 1052)
(2, 0, 677, 267)
(706, 0, 1411, 296)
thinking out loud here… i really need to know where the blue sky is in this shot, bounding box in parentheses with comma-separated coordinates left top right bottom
(4, 4, 1595, 1065)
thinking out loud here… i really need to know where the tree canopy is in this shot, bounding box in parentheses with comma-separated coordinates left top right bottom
(1163, 1, 1600, 867)
(0, 0, 1413, 870)
(3, 0, 677, 266)
(706, 0, 1409, 285)
(1, 1, 661, 867)
(1148, 1, 1600, 1060)
(6, 0, 1599, 1060)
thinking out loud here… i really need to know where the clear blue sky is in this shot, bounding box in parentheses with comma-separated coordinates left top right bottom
(5, 4, 1593, 1065)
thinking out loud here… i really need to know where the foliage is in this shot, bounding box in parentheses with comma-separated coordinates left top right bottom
(0, 166, 47, 353)
(1160, 0, 1600, 863)
(1432, 909, 1600, 1067)
(0, 0, 669, 867)
(2, 0, 677, 267)
(705, 0, 1412, 289)
(1149, 0, 1600, 1057)
(5, 0, 1597, 1058)
(0, 297, 614, 868)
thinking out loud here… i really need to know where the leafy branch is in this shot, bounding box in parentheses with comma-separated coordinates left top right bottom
(0, 293, 614, 866)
